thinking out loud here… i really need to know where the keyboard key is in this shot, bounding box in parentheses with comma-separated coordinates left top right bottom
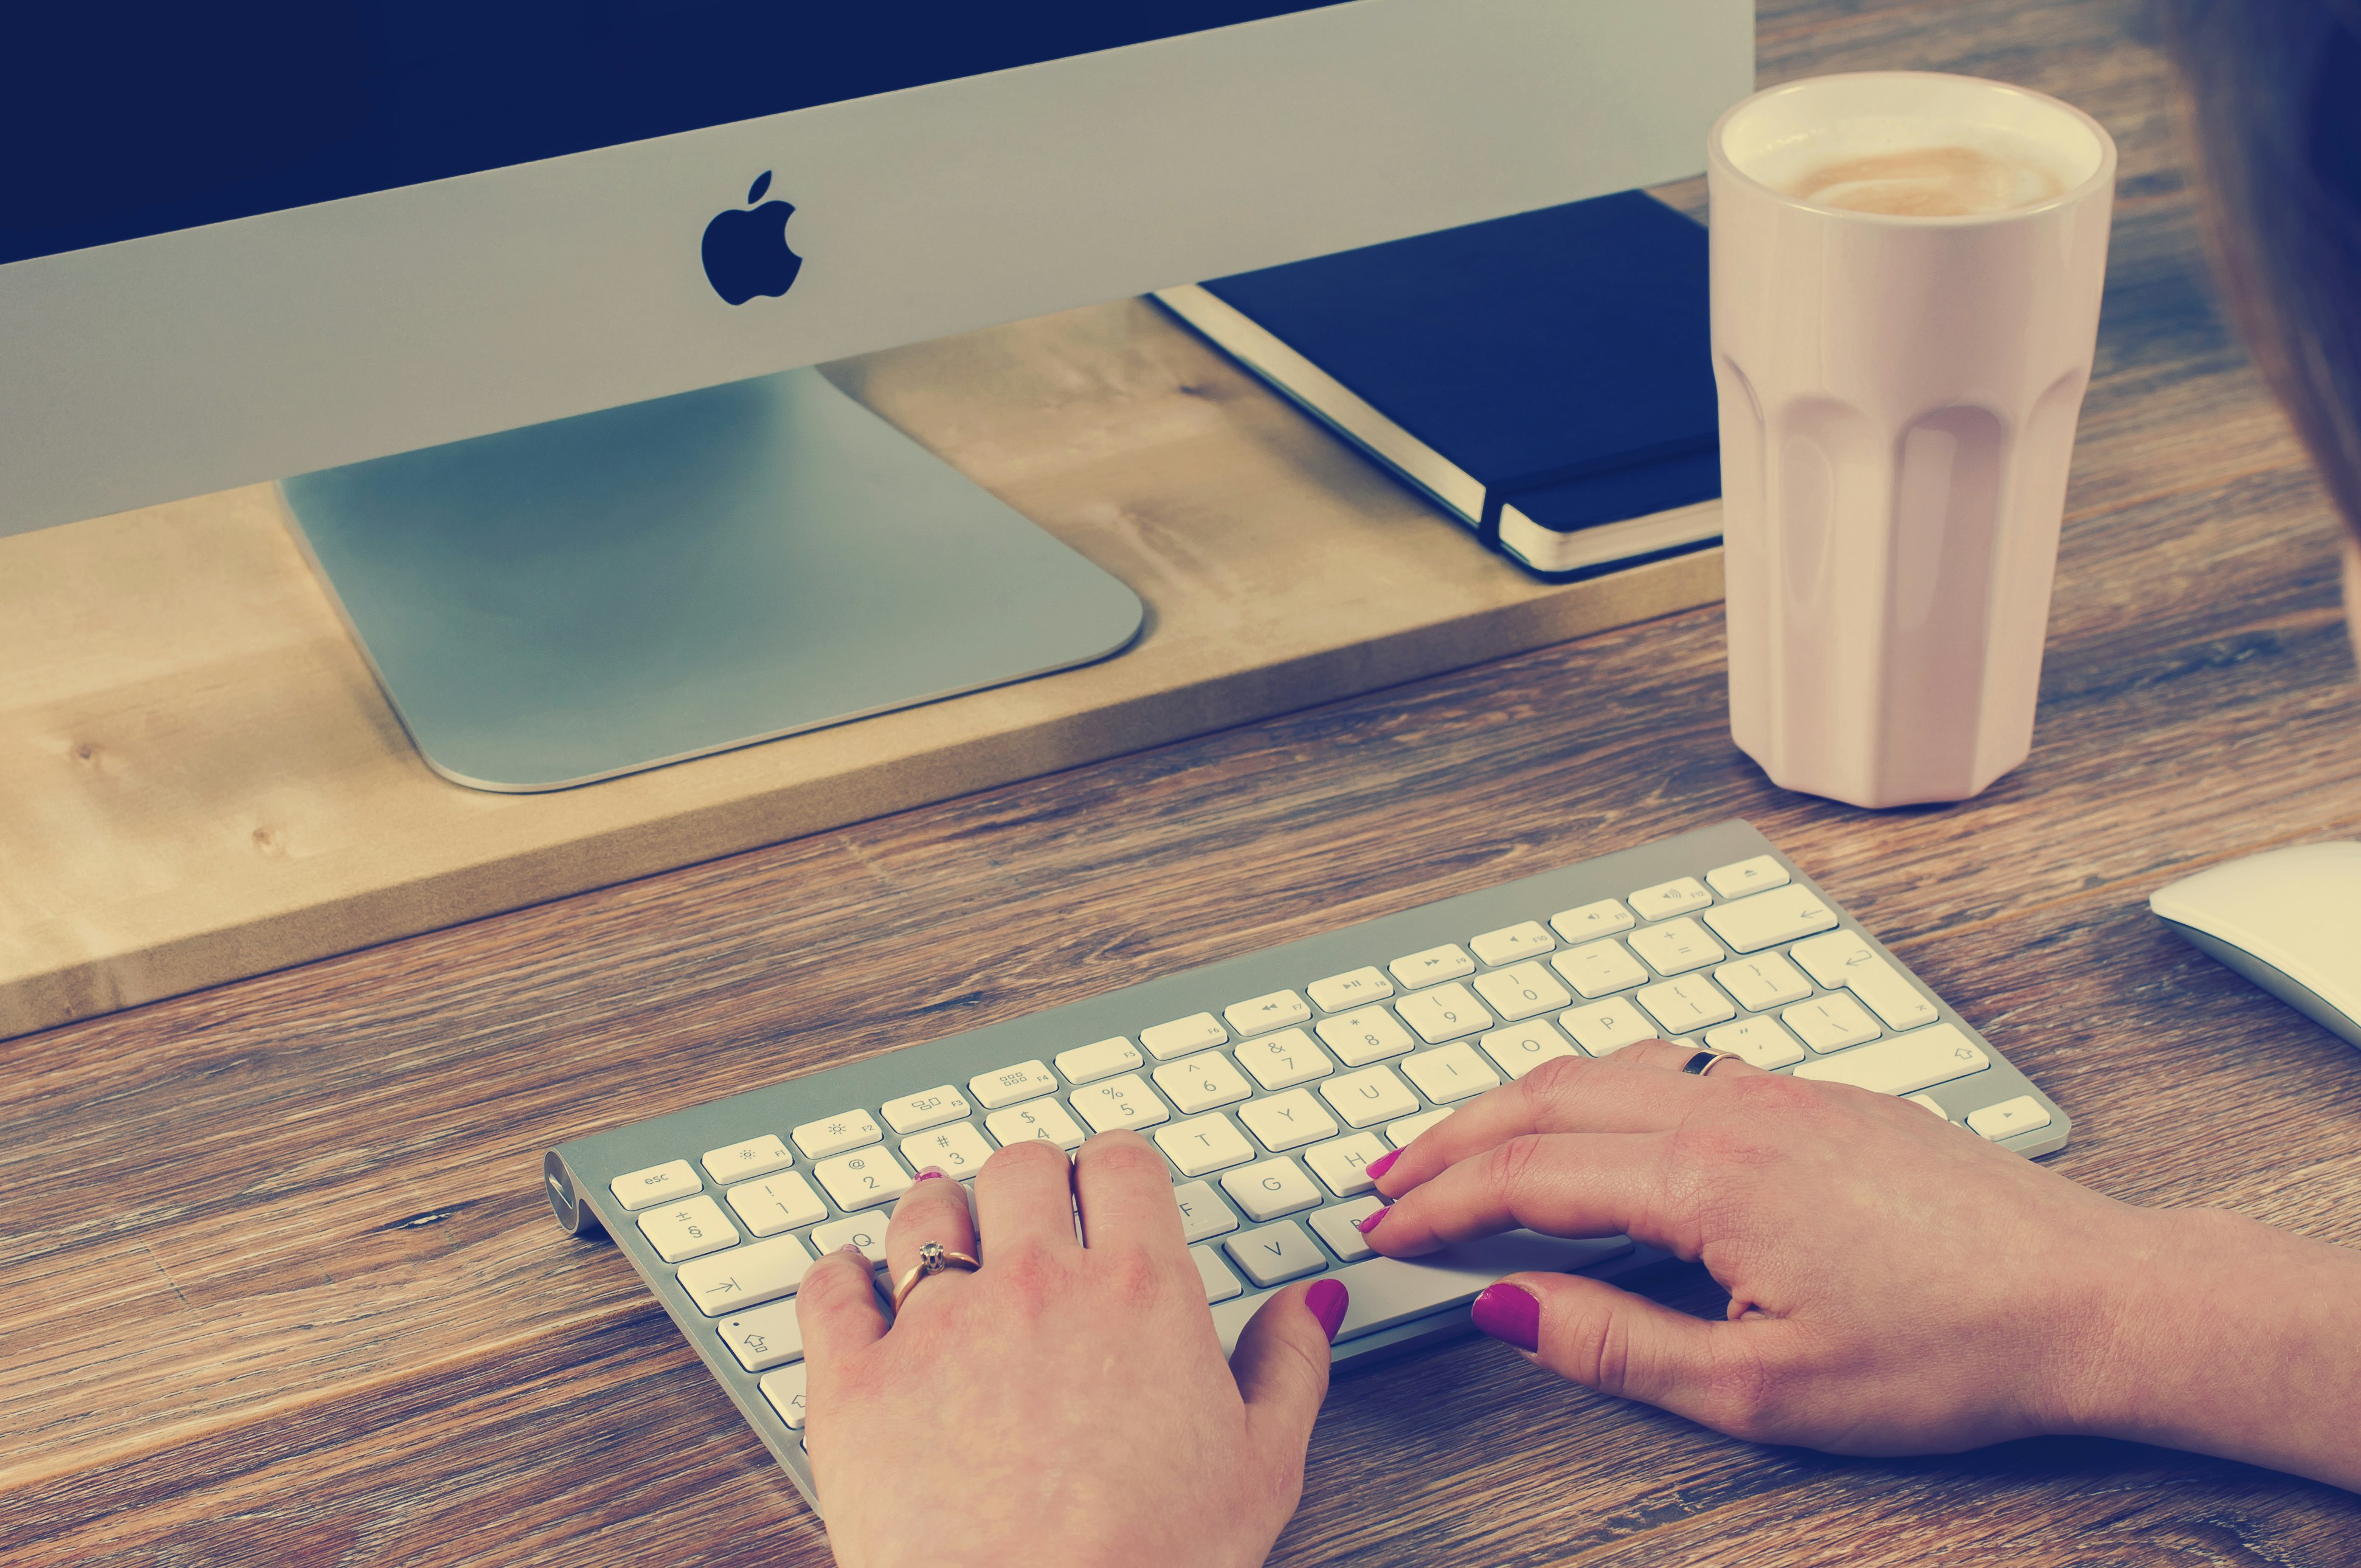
(1395, 982, 1493, 1043)
(1222, 1156, 1325, 1221)
(813, 1146, 912, 1211)
(1550, 898, 1636, 941)
(678, 1235, 814, 1316)
(1715, 953, 1813, 1011)
(1153, 1051, 1254, 1115)
(811, 1212, 890, 1265)
(701, 1134, 793, 1185)
(1236, 1027, 1335, 1090)
(1966, 1095, 2052, 1141)
(1226, 990, 1312, 1035)
(1071, 1073, 1171, 1134)
(1141, 1014, 1227, 1061)
(792, 1111, 885, 1160)
(968, 1061, 1059, 1110)
(1558, 998, 1658, 1055)
(725, 1172, 829, 1237)
(1309, 1197, 1386, 1262)
(1628, 917, 1726, 976)
(1636, 976, 1737, 1034)
(760, 1364, 809, 1428)
(899, 1121, 996, 1178)
(1702, 886, 1840, 954)
(1908, 1093, 1949, 1119)
(1788, 929, 1870, 989)
(1706, 854, 1792, 897)
(1400, 1042, 1500, 1103)
(1056, 1037, 1142, 1084)
(1172, 1179, 1238, 1242)
(1321, 1065, 1419, 1128)
(1788, 931, 1940, 1031)
(1237, 1087, 1340, 1151)
(983, 1097, 1088, 1151)
(1472, 961, 1572, 1021)
(1470, 920, 1555, 966)
(1225, 1220, 1328, 1287)
(718, 1298, 804, 1370)
(1793, 1024, 1991, 1096)
(1316, 1006, 1416, 1066)
(1193, 1243, 1243, 1303)
(1210, 1232, 1636, 1352)
(610, 1159, 700, 1211)
(1702, 1016, 1805, 1069)
(1783, 994, 1882, 1051)
(1630, 876, 1712, 920)
(1479, 1019, 1579, 1079)
(881, 1086, 972, 1135)
(1155, 1113, 1256, 1176)
(1384, 1107, 1453, 1147)
(1307, 966, 1394, 1012)
(638, 1197, 741, 1264)
(1304, 1131, 1390, 1195)
(1389, 944, 1475, 989)
(1550, 939, 1650, 999)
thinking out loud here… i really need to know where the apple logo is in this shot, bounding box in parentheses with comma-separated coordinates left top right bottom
(701, 171, 802, 305)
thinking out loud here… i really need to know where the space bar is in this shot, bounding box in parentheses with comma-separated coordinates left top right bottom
(1210, 1231, 1634, 1352)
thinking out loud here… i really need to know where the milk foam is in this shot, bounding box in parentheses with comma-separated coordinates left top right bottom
(1748, 118, 2080, 217)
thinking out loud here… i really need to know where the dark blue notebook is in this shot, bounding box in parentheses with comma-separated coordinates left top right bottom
(1153, 189, 1720, 581)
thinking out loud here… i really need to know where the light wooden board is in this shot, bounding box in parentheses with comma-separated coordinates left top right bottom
(0, 295, 1721, 1042)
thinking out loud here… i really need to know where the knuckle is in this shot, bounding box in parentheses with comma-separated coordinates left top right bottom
(1519, 1052, 1589, 1107)
(1098, 1246, 1172, 1312)
(985, 1138, 1069, 1180)
(1082, 1131, 1166, 1180)
(987, 1236, 1068, 1307)
(1483, 1133, 1549, 1209)
(1701, 1341, 1783, 1440)
(1567, 1302, 1634, 1399)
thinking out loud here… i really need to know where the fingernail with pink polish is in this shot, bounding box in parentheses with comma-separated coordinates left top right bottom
(1353, 1204, 1389, 1235)
(839, 1243, 868, 1259)
(1364, 1149, 1401, 1183)
(1304, 1278, 1349, 1343)
(1471, 1282, 1541, 1353)
(914, 1167, 948, 1182)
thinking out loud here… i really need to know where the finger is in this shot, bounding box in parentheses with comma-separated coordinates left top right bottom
(1073, 1131, 1188, 1260)
(1363, 1131, 1668, 1257)
(1372, 1051, 1707, 1198)
(885, 1167, 981, 1290)
(1231, 1278, 1343, 1471)
(798, 1243, 890, 1375)
(1472, 1271, 1789, 1437)
(972, 1136, 1079, 1255)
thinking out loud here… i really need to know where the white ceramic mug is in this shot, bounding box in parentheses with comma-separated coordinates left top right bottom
(1708, 72, 2117, 807)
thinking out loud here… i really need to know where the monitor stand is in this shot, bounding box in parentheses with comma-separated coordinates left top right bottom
(280, 367, 1145, 792)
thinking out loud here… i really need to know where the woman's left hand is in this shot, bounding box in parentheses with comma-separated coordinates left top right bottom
(796, 1131, 1348, 1568)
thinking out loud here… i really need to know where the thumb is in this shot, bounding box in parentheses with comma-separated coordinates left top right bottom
(1475, 1272, 1775, 1435)
(1230, 1277, 1345, 1464)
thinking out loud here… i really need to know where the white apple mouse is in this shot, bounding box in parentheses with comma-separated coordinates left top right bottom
(2150, 841, 2361, 1050)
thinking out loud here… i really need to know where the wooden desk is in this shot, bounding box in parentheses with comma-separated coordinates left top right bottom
(6, 0, 2360, 1561)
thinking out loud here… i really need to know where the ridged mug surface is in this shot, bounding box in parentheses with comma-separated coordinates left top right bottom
(1709, 72, 2117, 807)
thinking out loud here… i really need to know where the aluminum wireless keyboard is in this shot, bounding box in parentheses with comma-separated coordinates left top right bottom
(544, 819, 2069, 1512)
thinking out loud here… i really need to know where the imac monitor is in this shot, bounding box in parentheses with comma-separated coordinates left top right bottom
(2, 1, 1754, 790)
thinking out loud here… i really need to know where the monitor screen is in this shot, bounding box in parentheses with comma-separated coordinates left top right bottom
(5, 2, 1340, 268)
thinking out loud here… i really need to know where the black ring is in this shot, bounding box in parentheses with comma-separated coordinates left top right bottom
(1679, 1050, 1721, 1075)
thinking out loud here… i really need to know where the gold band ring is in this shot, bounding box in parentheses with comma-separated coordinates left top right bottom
(1680, 1049, 1736, 1077)
(890, 1239, 981, 1314)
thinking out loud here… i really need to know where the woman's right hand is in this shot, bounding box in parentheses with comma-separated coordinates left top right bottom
(1361, 1041, 2361, 1489)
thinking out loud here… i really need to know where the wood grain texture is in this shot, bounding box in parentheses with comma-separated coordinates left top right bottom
(0, 292, 1721, 1045)
(6, 0, 2361, 1563)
